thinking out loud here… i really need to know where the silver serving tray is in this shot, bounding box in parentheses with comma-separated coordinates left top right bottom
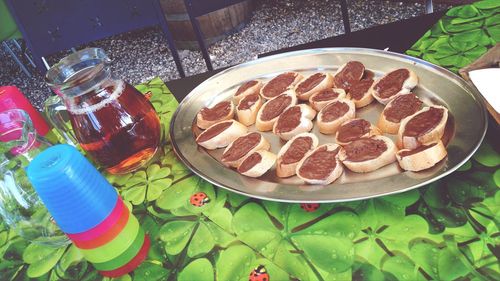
(170, 48, 487, 203)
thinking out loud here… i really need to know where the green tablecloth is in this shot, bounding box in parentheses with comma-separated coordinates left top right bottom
(1, 1, 499, 280)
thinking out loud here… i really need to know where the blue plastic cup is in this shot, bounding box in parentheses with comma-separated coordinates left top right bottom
(26, 144, 118, 234)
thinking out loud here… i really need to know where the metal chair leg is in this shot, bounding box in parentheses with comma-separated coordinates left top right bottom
(184, 0, 213, 71)
(425, 0, 434, 14)
(2, 41, 31, 77)
(339, 0, 351, 34)
(12, 39, 36, 67)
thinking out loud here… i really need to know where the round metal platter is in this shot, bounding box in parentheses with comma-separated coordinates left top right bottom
(170, 48, 487, 203)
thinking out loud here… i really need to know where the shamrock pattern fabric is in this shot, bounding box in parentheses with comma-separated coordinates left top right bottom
(1, 3, 500, 280)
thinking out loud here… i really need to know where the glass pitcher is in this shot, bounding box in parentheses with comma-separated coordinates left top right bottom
(45, 48, 161, 174)
(0, 109, 69, 247)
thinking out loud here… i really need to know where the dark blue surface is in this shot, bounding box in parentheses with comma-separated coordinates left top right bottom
(26, 144, 118, 234)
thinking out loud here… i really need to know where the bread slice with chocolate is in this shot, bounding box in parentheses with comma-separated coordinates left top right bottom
(233, 80, 263, 103)
(396, 141, 447, 171)
(333, 61, 365, 90)
(255, 91, 297, 131)
(335, 118, 381, 145)
(347, 77, 375, 108)
(273, 104, 316, 141)
(294, 72, 334, 101)
(397, 105, 449, 150)
(378, 93, 423, 134)
(339, 135, 397, 173)
(296, 144, 344, 185)
(236, 93, 263, 126)
(197, 100, 235, 129)
(221, 132, 270, 168)
(237, 150, 276, 177)
(276, 133, 319, 178)
(196, 120, 248, 150)
(309, 88, 346, 111)
(260, 72, 303, 100)
(317, 99, 355, 135)
(369, 68, 418, 104)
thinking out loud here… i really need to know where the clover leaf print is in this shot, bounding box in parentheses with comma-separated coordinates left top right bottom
(119, 164, 173, 205)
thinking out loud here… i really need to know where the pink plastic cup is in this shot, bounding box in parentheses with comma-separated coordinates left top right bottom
(0, 86, 50, 136)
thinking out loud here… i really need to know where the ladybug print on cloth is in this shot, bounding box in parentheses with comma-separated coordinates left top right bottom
(300, 203, 320, 212)
(249, 265, 269, 281)
(190, 192, 210, 207)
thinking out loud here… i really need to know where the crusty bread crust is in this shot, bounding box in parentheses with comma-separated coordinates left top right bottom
(233, 80, 263, 103)
(339, 135, 397, 173)
(296, 143, 344, 185)
(378, 95, 423, 135)
(255, 91, 298, 131)
(346, 80, 375, 108)
(369, 69, 418, 105)
(396, 141, 447, 172)
(273, 104, 316, 141)
(309, 88, 346, 111)
(238, 150, 277, 177)
(196, 101, 235, 129)
(397, 105, 449, 150)
(317, 99, 356, 135)
(295, 72, 335, 101)
(276, 133, 319, 178)
(196, 120, 248, 150)
(260, 72, 304, 100)
(335, 118, 382, 146)
(236, 95, 263, 126)
(222, 133, 271, 168)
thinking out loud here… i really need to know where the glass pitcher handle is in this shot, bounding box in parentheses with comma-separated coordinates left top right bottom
(43, 96, 78, 147)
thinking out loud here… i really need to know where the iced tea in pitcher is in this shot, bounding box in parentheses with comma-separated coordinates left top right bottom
(45, 48, 161, 174)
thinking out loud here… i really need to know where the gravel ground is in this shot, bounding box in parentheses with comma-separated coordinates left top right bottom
(0, 0, 449, 110)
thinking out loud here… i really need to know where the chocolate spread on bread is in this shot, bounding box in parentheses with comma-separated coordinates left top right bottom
(337, 119, 371, 142)
(275, 106, 301, 133)
(222, 132, 261, 162)
(237, 152, 262, 173)
(238, 94, 260, 110)
(197, 121, 232, 143)
(261, 73, 297, 98)
(344, 138, 387, 162)
(296, 73, 326, 94)
(403, 107, 444, 137)
(334, 61, 365, 89)
(282, 137, 313, 164)
(200, 101, 231, 121)
(383, 94, 422, 123)
(374, 69, 410, 99)
(298, 146, 340, 180)
(349, 79, 374, 100)
(312, 89, 340, 101)
(321, 101, 350, 122)
(261, 94, 292, 121)
(398, 143, 437, 157)
(235, 80, 258, 96)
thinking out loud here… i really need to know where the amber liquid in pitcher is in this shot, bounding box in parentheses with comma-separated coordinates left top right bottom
(68, 81, 161, 174)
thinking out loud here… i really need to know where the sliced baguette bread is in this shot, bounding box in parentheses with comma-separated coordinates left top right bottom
(196, 120, 248, 150)
(335, 118, 381, 145)
(397, 105, 449, 150)
(396, 141, 447, 172)
(236, 93, 263, 126)
(378, 93, 423, 134)
(296, 143, 344, 185)
(309, 88, 346, 111)
(197, 100, 235, 129)
(233, 80, 263, 103)
(276, 133, 319, 178)
(317, 99, 355, 135)
(369, 68, 418, 104)
(260, 72, 303, 100)
(255, 91, 297, 131)
(346, 78, 375, 108)
(221, 132, 270, 168)
(294, 72, 334, 101)
(339, 135, 397, 173)
(333, 61, 365, 90)
(237, 150, 277, 177)
(273, 104, 316, 141)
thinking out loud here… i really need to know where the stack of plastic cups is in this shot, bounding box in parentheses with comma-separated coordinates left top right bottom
(26, 144, 150, 277)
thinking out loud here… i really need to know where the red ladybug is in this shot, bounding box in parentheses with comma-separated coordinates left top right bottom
(300, 203, 320, 212)
(144, 91, 153, 100)
(249, 265, 269, 281)
(190, 192, 210, 207)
